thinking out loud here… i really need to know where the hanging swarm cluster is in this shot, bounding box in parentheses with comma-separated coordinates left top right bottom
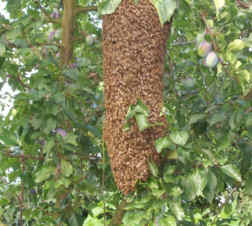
(102, 0, 172, 194)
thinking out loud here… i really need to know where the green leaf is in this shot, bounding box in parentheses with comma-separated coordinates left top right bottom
(245, 175, 252, 195)
(229, 112, 237, 130)
(155, 136, 173, 153)
(99, 0, 121, 15)
(151, 0, 177, 25)
(43, 118, 56, 134)
(61, 159, 73, 177)
(55, 177, 71, 188)
(183, 170, 208, 201)
(148, 160, 159, 177)
(220, 164, 242, 182)
(0, 135, 18, 146)
(125, 100, 150, 131)
(246, 113, 252, 127)
(43, 139, 55, 153)
(204, 170, 217, 203)
(6, 0, 21, 15)
(228, 39, 245, 51)
(134, 100, 149, 116)
(125, 105, 136, 121)
(126, 100, 149, 121)
(135, 114, 149, 131)
(170, 186, 183, 198)
(83, 215, 104, 226)
(163, 165, 176, 183)
(31, 117, 42, 130)
(159, 215, 177, 226)
(208, 112, 226, 126)
(0, 57, 5, 69)
(170, 201, 185, 221)
(124, 196, 152, 210)
(35, 166, 55, 183)
(0, 43, 6, 56)
(69, 214, 80, 226)
(92, 206, 105, 217)
(64, 133, 78, 146)
(213, 0, 225, 16)
(170, 130, 189, 146)
(122, 210, 146, 226)
(189, 114, 205, 125)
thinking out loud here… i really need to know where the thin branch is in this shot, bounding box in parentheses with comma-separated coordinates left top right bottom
(7, 73, 29, 90)
(236, 0, 251, 9)
(200, 12, 218, 51)
(74, 6, 98, 16)
(16, 73, 30, 89)
(35, 0, 61, 24)
(2, 150, 44, 160)
(171, 40, 195, 46)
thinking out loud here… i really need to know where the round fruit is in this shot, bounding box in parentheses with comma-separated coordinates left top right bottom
(48, 31, 55, 41)
(203, 51, 218, 68)
(198, 40, 212, 57)
(56, 128, 67, 137)
(86, 35, 95, 45)
(51, 9, 60, 19)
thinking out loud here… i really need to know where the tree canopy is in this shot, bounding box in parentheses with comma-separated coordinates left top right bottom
(0, 0, 252, 225)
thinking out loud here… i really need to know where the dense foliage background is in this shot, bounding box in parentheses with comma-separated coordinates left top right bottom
(0, 0, 251, 225)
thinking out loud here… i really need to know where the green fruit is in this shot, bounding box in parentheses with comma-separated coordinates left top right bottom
(198, 40, 212, 57)
(203, 51, 218, 68)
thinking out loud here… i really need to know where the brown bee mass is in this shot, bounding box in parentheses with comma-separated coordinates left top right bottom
(102, 0, 172, 194)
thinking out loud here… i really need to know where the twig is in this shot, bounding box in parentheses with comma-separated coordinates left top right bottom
(17, 73, 30, 89)
(171, 41, 195, 46)
(74, 6, 98, 16)
(236, 0, 251, 9)
(200, 12, 218, 51)
(2, 149, 44, 160)
(7, 72, 29, 90)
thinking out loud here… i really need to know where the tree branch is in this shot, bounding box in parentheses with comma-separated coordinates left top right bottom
(74, 6, 97, 16)
(110, 199, 127, 226)
(2, 149, 44, 161)
(172, 40, 195, 46)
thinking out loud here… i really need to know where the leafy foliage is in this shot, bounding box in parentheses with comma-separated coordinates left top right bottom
(0, 0, 251, 225)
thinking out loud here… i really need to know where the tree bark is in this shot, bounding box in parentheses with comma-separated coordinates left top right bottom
(61, 0, 75, 65)
(102, 0, 172, 194)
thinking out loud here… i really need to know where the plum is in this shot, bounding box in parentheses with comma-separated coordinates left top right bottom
(51, 9, 60, 19)
(86, 35, 95, 45)
(56, 128, 67, 137)
(198, 40, 212, 57)
(203, 51, 218, 68)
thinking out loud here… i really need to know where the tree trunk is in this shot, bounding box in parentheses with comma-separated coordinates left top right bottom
(102, 0, 172, 194)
